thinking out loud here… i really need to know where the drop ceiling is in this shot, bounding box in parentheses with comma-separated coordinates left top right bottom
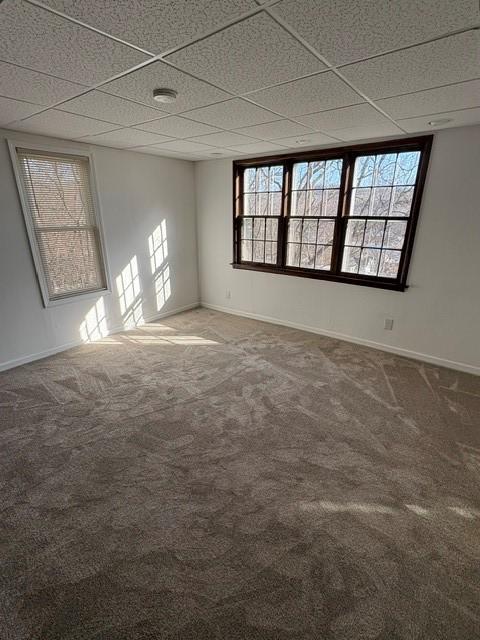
(0, 0, 479, 161)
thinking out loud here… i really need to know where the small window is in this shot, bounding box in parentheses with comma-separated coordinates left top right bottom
(10, 144, 108, 306)
(233, 136, 432, 291)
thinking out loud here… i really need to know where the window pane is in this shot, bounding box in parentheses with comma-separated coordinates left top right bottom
(310, 161, 325, 189)
(256, 192, 269, 216)
(265, 218, 278, 241)
(300, 244, 316, 269)
(241, 218, 253, 240)
(371, 187, 391, 216)
(364, 220, 385, 248)
(325, 159, 342, 188)
(36, 229, 103, 297)
(244, 193, 256, 215)
(391, 186, 414, 216)
(345, 219, 365, 246)
(253, 218, 265, 241)
(374, 153, 397, 186)
(317, 219, 335, 245)
(302, 220, 318, 244)
(384, 220, 407, 249)
(309, 190, 323, 216)
(241, 239, 252, 261)
(253, 241, 264, 262)
(269, 192, 282, 216)
(315, 245, 332, 270)
(378, 250, 402, 278)
(265, 241, 277, 264)
(286, 242, 301, 267)
(353, 155, 375, 187)
(394, 151, 420, 185)
(269, 165, 283, 191)
(342, 246, 361, 273)
(359, 248, 381, 276)
(256, 166, 269, 192)
(288, 219, 302, 243)
(244, 168, 256, 192)
(351, 187, 371, 216)
(323, 189, 339, 216)
(292, 162, 308, 190)
(291, 191, 306, 216)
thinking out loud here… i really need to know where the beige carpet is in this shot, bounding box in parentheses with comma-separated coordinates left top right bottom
(1, 308, 479, 639)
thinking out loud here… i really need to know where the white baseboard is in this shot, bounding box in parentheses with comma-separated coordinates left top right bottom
(0, 302, 200, 373)
(201, 302, 480, 376)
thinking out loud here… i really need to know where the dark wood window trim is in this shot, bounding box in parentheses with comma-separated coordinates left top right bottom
(232, 135, 433, 292)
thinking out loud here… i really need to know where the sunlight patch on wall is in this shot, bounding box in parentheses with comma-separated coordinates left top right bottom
(148, 221, 168, 274)
(116, 256, 144, 329)
(79, 297, 108, 342)
(154, 264, 171, 311)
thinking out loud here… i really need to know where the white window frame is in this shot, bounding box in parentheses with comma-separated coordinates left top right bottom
(8, 139, 111, 308)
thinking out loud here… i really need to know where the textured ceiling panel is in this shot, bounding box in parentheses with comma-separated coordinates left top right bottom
(58, 91, 166, 126)
(166, 12, 324, 94)
(273, 132, 338, 148)
(0, 0, 148, 85)
(41, 0, 257, 54)
(136, 116, 220, 138)
(332, 122, 405, 142)
(154, 140, 218, 153)
(227, 140, 287, 153)
(398, 107, 480, 133)
(187, 131, 258, 147)
(248, 72, 363, 117)
(297, 103, 394, 132)
(8, 110, 117, 138)
(0, 96, 44, 126)
(376, 80, 480, 119)
(342, 31, 480, 99)
(101, 61, 229, 114)
(183, 99, 281, 129)
(273, 0, 479, 66)
(78, 128, 173, 147)
(234, 119, 314, 140)
(0, 61, 85, 106)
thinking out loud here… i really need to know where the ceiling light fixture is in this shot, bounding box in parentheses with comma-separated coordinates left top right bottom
(428, 118, 452, 126)
(153, 88, 178, 104)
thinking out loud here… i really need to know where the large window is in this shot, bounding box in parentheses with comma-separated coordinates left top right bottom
(233, 136, 432, 291)
(9, 143, 108, 306)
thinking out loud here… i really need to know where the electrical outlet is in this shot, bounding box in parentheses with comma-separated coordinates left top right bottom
(384, 318, 394, 331)
(225, 289, 231, 299)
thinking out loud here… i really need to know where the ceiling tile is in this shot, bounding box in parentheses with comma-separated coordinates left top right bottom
(397, 107, 480, 133)
(0, 61, 85, 106)
(166, 12, 324, 94)
(8, 110, 118, 138)
(235, 119, 314, 140)
(136, 116, 220, 138)
(183, 99, 281, 129)
(227, 141, 287, 153)
(273, 0, 478, 66)
(154, 140, 218, 153)
(248, 71, 363, 117)
(332, 122, 405, 142)
(274, 132, 338, 148)
(0, 0, 149, 85)
(0, 96, 44, 126)
(297, 103, 394, 131)
(78, 128, 172, 148)
(41, 0, 257, 55)
(187, 131, 258, 146)
(376, 80, 480, 119)
(101, 61, 229, 114)
(58, 91, 166, 126)
(341, 31, 480, 100)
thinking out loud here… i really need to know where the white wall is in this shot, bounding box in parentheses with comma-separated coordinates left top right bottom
(0, 129, 199, 370)
(195, 125, 480, 375)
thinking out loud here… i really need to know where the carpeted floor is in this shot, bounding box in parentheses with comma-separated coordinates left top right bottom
(1, 308, 479, 640)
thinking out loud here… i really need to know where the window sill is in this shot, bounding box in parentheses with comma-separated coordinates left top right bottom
(232, 262, 407, 291)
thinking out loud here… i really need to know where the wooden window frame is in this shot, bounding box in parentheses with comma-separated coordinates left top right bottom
(232, 135, 433, 292)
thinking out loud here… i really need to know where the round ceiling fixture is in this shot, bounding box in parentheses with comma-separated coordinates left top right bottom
(153, 88, 178, 104)
(210, 152, 223, 156)
(428, 118, 452, 126)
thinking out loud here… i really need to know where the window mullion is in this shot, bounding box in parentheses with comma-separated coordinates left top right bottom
(331, 152, 352, 274)
(278, 161, 291, 267)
